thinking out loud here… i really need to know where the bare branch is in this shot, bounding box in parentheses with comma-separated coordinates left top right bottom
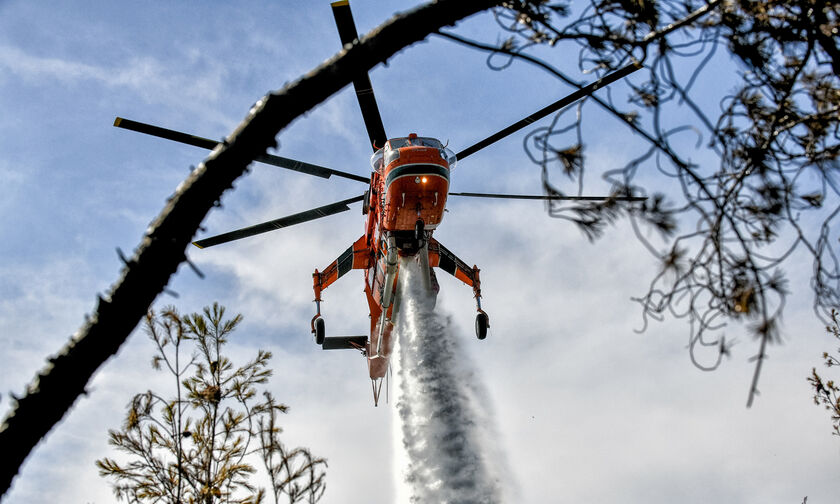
(0, 0, 505, 495)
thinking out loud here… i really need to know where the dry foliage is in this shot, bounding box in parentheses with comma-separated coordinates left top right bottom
(96, 304, 326, 504)
(442, 0, 840, 405)
(808, 309, 840, 439)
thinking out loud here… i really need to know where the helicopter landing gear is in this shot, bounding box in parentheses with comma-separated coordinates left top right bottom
(311, 293, 326, 345)
(474, 283, 488, 340)
(313, 316, 325, 345)
(475, 310, 489, 340)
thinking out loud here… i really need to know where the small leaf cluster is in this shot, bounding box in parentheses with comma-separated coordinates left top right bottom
(808, 309, 840, 439)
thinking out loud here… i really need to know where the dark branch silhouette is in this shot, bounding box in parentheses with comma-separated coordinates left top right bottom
(0, 0, 505, 496)
(442, 0, 839, 406)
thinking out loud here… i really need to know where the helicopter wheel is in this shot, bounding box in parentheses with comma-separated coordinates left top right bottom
(475, 312, 488, 340)
(314, 317, 325, 345)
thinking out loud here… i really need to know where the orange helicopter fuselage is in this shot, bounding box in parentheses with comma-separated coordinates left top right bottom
(380, 145, 450, 232)
(361, 135, 452, 378)
(312, 134, 482, 406)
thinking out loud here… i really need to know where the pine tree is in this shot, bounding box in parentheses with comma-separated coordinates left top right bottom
(96, 304, 326, 504)
(808, 309, 840, 439)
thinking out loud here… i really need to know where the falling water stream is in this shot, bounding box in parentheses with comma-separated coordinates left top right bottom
(391, 257, 509, 503)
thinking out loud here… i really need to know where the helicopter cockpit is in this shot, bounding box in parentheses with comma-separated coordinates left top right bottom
(369, 135, 457, 172)
(388, 135, 443, 149)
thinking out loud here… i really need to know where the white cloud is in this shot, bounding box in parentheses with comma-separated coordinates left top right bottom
(0, 258, 103, 399)
(0, 44, 234, 126)
(2, 1, 838, 503)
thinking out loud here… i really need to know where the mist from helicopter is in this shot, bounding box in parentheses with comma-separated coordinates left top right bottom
(391, 258, 511, 503)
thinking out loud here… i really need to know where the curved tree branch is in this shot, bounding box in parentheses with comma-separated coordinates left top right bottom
(0, 0, 504, 496)
(448, 0, 840, 407)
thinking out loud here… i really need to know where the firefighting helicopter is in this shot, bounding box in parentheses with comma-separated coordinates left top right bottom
(113, 1, 643, 405)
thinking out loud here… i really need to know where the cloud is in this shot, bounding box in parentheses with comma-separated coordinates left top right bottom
(2, 1, 838, 503)
(0, 257, 104, 398)
(0, 44, 233, 124)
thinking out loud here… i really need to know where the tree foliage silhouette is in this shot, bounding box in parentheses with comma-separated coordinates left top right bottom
(3, 0, 838, 496)
(0, 0, 506, 496)
(441, 0, 839, 405)
(97, 304, 326, 504)
(808, 308, 840, 439)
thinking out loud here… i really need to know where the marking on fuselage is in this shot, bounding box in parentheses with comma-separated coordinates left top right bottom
(385, 163, 449, 188)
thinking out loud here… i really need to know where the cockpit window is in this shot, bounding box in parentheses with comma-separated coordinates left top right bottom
(370, 148, 384, 172)
(387, 137, 443, 150)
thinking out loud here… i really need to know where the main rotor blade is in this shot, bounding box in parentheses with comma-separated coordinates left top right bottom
(455, 62, 642, 161)
(114, 117, 369, 183)
(449, 192, 646, 201)
(331, 1, 388, 151)
(193, 195, 365, 249)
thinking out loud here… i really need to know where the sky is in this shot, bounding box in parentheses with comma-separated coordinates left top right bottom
(0, 1, 838, 503)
